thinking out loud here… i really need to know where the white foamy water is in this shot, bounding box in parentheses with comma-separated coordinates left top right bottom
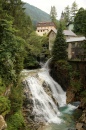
(38, 68, 66, 107)
(22, 59, 77, 124)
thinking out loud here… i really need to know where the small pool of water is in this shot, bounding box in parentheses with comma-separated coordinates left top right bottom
(38, 102, 82, 130)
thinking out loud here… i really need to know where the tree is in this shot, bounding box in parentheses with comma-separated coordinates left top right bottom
(74, 8, 86, 36)
(64, 6, 70, 23)
(50, 6, 57, 21)
(1, 0, 33, 38)
(24, 32, 44, 68)
(0, 19, 25, 85)
(52, 24, 67, 61)
(60, 10, 68, 29)
(71, 1, 78, 21)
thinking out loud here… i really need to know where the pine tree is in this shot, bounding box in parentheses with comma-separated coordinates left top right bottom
(50, 6, 57, 21)
(71, 1, 78, 21)
(64, 5, 70, 23)
(52, 24, 67, 61)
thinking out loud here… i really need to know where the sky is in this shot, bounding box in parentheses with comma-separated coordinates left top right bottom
(22, 0, 86, 19)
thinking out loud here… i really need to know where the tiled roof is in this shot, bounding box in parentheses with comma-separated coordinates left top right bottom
(36, 22, 56, 27)
(63, 30, 77, 36)
(47, 29, 77, 37)
(66, 37, 85, 42)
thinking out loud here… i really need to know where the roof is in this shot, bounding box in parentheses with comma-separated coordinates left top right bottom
(47, 28, 57, 36)
(36, 22, 56, 27)
(63, 30, 76, 36)
(66, 36, 85, 43)
(47, 29, 77, 37)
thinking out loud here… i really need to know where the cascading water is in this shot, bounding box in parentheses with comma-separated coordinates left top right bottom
(22, 59, 79, 130)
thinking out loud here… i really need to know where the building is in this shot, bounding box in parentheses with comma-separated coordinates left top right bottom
(47, 28, 86, 60)
(36, 22, 56, 36)
(47, 28, 77, 51)
(67, 37, 86, 60)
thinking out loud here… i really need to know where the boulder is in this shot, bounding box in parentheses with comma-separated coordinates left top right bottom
(0, 115, 7, 130)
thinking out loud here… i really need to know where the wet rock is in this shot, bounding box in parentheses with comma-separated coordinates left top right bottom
(52, 96, 58, 106)
(0, 115, 7, 130)
(79, 114, 86, 123)
(66, 88, 75, 103)
(76, 123, 84, 130)
(42, 81, 52, 97)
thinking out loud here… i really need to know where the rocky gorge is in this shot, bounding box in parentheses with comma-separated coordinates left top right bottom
(50, 60, 86, 130)
(0, 59, 85, 130)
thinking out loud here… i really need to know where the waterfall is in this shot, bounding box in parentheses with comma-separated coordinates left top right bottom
(22, 59, 66, 124)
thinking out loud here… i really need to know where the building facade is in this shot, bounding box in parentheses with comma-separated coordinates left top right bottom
(47, 29, 77, 51)
(36, 22, 56, 36)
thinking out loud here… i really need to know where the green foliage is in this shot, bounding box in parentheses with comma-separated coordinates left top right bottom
(50, 6, 57, 21)
(71, 1, 78, 21)
(74, 8, 86, 36)
(52, 24, 67, 61)
(0, 19, 25, 84)
(0, 77, 6, 95)
(70, 71, 82, 92)
(64, 6, 70, 23)
(62, 1, 78, 24)
(70, 79, 81, 92)
(0, 96, 10, 116)
(55, 60, 72, 83)
(24, 33, 49, 68)
(0, 1, 34, 129)
(9, 85, 23, 112)
(81, 90, 86, 97)
(70, 71, 80, 79)
(55, 60, 72, 71)
(27, 32, 43, 55)
(7, 110, 25, 130)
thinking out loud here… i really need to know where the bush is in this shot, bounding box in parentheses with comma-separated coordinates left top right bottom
(70, 79, 82, 92)
(0, 77, 6, 95)
(7, 111, 25, 130)
(0, 96, 10, 116)
(9, 85, 23, 112)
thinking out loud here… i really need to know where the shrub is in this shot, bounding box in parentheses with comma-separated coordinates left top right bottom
(0, 77, 6, 95)
(7, 111, 25, 130)
(0, 96, 10, 116)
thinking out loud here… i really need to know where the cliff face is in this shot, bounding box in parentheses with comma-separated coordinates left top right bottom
(50, 60, 86, 130)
